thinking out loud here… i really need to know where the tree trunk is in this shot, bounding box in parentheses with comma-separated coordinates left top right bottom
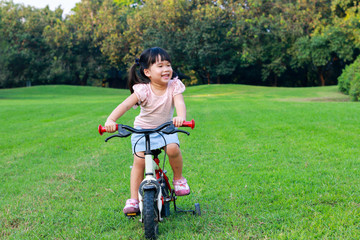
(272, 74, 278, 87)
(318, 68, 325, 86)
(320, 74, 325, 86)
(206, 72, 210, 85)
(80, 71, 89, 86)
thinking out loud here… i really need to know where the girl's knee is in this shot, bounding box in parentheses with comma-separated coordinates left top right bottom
(133, 153, 145, 168)
(166, 144, 181, 158)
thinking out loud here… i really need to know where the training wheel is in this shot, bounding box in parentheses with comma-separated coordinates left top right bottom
(194, 203, 201, 216)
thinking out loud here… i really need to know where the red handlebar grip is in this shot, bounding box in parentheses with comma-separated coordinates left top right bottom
(182, 119, 195, 129)
(98, 124, 118, 135)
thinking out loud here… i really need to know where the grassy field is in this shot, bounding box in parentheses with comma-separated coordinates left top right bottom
(1, 84, 359, 239)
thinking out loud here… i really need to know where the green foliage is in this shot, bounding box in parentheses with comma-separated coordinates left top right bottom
(0, 1, 62, 87)
(331, 0, 360, 46)
(182, 2, 237, 84)
(350, 74, 360, 101)
(338, 70, 351, 95)
(43, 0, 128, 87)
(338, 56, 360, 101)
(1, 0, 360, 88)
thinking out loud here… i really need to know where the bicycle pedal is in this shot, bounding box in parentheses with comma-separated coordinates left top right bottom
(125, 212, 140, 218)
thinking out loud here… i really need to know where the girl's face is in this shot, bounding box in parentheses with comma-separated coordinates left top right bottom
(144, 56, 173, 86)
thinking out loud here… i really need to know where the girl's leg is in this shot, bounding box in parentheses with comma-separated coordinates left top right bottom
(166, 143, 183, 181)
(130, 152, 145, 200)
(166, 143, 190, 196)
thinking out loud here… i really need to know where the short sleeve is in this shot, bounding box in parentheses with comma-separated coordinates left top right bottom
(132, 84, 149, 107)
(171, 77, 185, 96)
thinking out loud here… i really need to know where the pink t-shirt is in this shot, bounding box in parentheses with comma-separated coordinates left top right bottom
(132, 77, 185, 129)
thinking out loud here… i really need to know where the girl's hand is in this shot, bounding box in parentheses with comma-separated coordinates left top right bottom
(105, 120, 117, 133)
(173, 116, 185, 128)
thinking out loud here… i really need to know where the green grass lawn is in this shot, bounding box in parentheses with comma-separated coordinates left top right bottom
(1, 84, 359, 239)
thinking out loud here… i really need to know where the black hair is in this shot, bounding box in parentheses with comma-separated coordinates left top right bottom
(128, 47, 176, 94)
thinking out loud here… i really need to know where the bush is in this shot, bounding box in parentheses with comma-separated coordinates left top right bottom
(338, 56, 360, 101)
(349, 73, 360, 101)
(338, 70, 351, 94)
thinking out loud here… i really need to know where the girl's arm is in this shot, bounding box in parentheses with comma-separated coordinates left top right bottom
(173, 93, 187, 127)
(105, 93, 139, 132)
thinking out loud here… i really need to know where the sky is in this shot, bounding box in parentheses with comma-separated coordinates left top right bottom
(12, 0, 81, 16)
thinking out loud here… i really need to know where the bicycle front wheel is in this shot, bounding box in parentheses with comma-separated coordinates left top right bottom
(143, 190, 158, 239)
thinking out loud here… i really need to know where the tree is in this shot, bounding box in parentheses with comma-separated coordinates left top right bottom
(44, 0, 112, 86)
(0, 1, 62, 87)
(124, 0, 240, 84)
(121, 0, 193, 81)
(290, 0, 357, 86)
(1, 0, 359, 88)
(334, 0, 360, 100)
(183, 2, 237, 84)
(96, 0, 134, 87)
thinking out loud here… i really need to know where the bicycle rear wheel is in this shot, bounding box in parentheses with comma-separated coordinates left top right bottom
(160, 179, 171, 218)
(143, 190, 158, 239)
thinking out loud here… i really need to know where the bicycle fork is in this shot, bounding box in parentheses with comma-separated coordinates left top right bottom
(138, 152, 163, 222)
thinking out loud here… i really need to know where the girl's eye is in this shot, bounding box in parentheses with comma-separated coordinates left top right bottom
(156, 62, 170, 68)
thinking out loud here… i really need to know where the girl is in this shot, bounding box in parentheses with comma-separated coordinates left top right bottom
(104, 47, 190, 215)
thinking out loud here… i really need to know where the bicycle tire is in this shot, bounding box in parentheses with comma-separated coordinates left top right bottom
(143, 190, 158, 239)
(160, 181, 171, 218)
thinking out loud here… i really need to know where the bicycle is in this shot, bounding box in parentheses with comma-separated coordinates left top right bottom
(98, 120, 201, 239)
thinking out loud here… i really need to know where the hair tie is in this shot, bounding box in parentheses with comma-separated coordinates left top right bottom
(135, 58, 140, 67)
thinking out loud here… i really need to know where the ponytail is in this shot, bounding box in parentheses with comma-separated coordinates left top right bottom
(128, 62, 150, 94)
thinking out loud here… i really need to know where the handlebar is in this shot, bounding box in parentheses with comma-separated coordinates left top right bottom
(98, 119, 195, 136)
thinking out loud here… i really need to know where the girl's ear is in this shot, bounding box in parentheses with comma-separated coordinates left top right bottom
(144, 68, 151, 78)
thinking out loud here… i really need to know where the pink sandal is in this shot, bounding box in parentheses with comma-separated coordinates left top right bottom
(123, 199, 140, 215)
(173, 177, 190, 196)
